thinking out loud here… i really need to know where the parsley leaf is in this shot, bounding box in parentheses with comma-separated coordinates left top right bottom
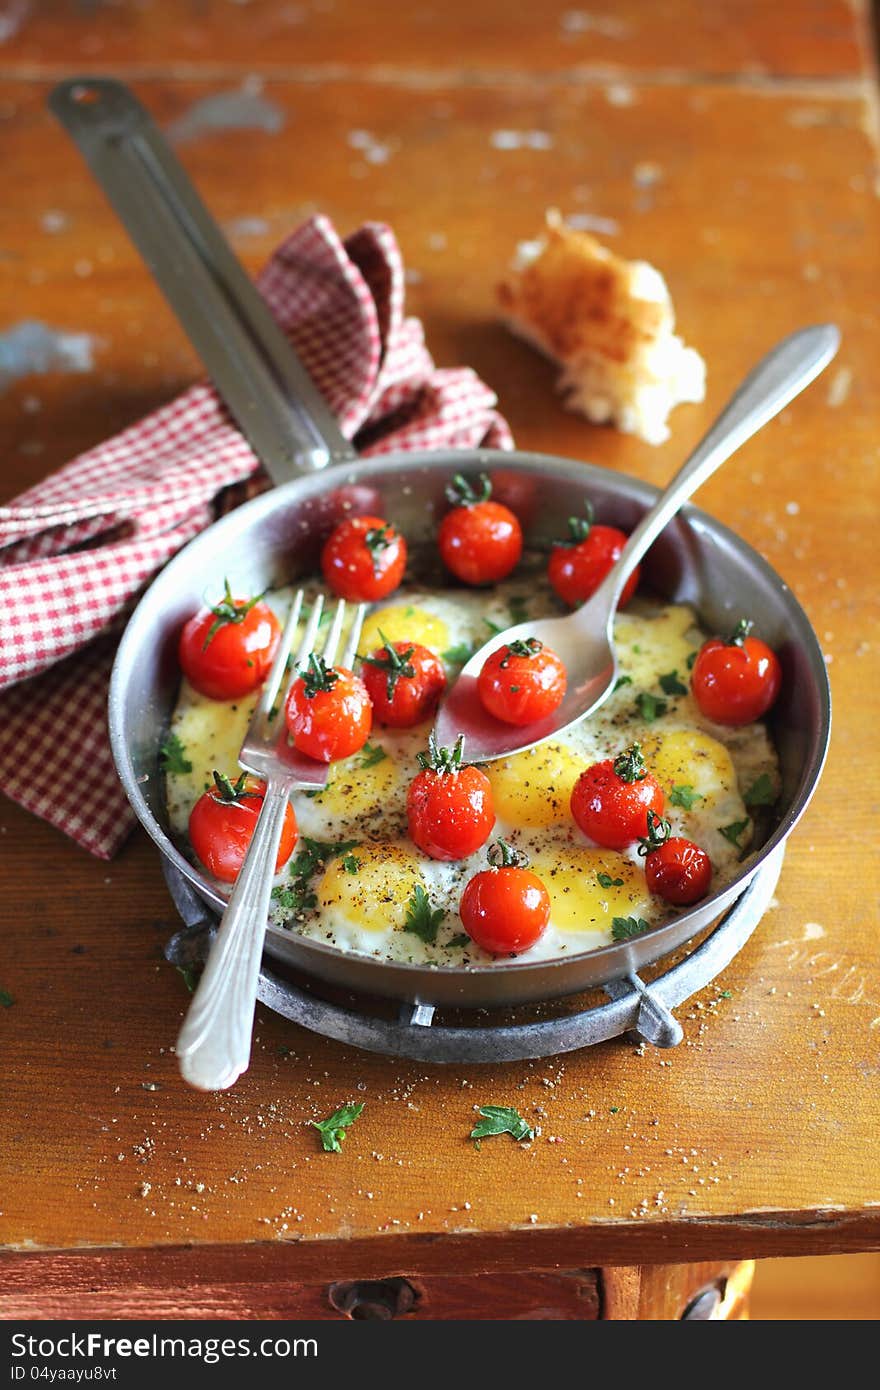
(744, 773, 776, 807)
(0, 988, 14, 1008)
(342, 854, 361, 875)
(359, 742, 387, 769)
(670, 783, 703, 810)
(635, 692, 668, 722)
(686, 650, 699, 669)
(659, 670, 687, 696)
(611, 916, 651, 942)
(403, 885, 445, 944)
(470, 1105, 534, 1143)
(719, 818, 750, 848)
(443, 641, 475, 666)
(175, 965, 199, 994)
(311, 1102, 364, 1153)
(613, 674, 633, 692)
(271, 836, 360, 924)
(159, 733, 192, 775)
(597, 872, 624, 889)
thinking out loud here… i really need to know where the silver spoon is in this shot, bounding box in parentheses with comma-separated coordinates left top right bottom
(434, 323, 839, 763)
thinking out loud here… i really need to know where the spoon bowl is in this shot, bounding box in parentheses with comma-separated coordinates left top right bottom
(434, 323, 840, 764)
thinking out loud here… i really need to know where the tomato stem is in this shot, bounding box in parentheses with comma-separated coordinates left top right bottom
(487, 838, 528, 869)
(637, 808, 672, 856)
(613, 742, 648, 783)
(726, 617, 755, 647)
(445, 471, 492, 508)
(202, 578, 265, 649)
(361, 630, 416, 699)
(417, 731, 467, 774)
(299, 653, 340, 699)
(212, 770, 251, 803)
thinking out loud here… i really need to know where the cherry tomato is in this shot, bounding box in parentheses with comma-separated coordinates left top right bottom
(459, 841, 550, 955)
(571, 742, 665, 850)
(285, 656, 372, 763)
(321, 514, 407, 602)
(638, 810, 712, 905)
(406, 735, 495, 861)
(690, 619, 782, 725)
(548, 507, 640, 608)
(477, 637, 567, 726)
(360, 635, 446, 728)
(178, 580, 281, 701)
(438, 473, 523, 586)
(189, 772, 298, 884)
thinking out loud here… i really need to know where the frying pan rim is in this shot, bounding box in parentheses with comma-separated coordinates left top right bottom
(108, 446, 831, 988)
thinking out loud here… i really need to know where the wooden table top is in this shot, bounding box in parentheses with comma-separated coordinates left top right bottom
(2, 1, 879, 1277)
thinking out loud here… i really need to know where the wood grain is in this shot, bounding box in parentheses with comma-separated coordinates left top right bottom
(1, 0, 880, 1304)
(0, 1, 867, 78)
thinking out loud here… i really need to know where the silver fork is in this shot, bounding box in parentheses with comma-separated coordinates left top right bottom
(176, 590, 366, 1091)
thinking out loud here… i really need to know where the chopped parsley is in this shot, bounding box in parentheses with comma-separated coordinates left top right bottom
(483, 617, 505, 637)
(670, 784, 703, 810)
(614, 674, 633, 692)
(0, 988, 14, 1008)
(686, 649, 699, 670)
(470, 1105, 534, 1144)
(342, 854, 361, 875)
(719, 818, 750, 848)
(159, 732, 192, 775)
(719, 990, 732, 999)
(744, 773, 776, 807)
(403, 885, 445, 944)
(358, 741, 388, 769)
(175, 965, 199, 994)
(447, 933, 472, 949)
(658, 670, 687, 696)
(443, 640, 475, 666)
(635, 692, 668, 722)
(311, 1102, 364, 1153)
(611, 916, 651, 942)
(597, 872, 624, 889)
(271, 836, 360, 923)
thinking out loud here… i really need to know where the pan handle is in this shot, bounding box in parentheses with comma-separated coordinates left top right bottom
(49, 78, 357, 484)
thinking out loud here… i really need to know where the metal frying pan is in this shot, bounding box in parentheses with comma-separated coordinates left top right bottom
(52, 80, 831, 1011)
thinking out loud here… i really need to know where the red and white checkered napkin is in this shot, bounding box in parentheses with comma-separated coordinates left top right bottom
(0, 215, 513, 858)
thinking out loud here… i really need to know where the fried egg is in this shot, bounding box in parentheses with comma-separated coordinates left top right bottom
(164, 575, 778, 968)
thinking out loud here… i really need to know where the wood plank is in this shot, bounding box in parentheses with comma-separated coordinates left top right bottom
(0, 1, 867, 79)
(2, 63, 880, 1269)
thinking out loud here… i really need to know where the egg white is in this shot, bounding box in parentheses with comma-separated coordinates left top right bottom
(165, 577, 779, 968)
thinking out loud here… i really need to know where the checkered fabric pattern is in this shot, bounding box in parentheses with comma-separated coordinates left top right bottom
(0, 215, 513, 858)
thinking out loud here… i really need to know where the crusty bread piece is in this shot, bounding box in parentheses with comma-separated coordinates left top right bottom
(497, 210, 705, 444)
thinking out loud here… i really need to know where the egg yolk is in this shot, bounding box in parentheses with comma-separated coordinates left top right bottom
(529, 847, 647, 933)
(317, 841, 427, 933)
(640, 729, 735, 806)
(614, 605, 697, 689)
(486, 742, 584, 828)
(359, 604, 450, 658)
(308, 744, 407, 822)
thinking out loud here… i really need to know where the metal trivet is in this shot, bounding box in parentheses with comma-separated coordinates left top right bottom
(163, 847, 783, 1064)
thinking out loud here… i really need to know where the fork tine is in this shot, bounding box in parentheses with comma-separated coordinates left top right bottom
(340, 602, 367, 669)
(292, 592, 324, 670)
(319, 598, 347, 668)
(253, 587, 304, 727)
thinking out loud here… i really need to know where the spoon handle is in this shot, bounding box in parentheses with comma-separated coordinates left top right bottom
(595, 324, 840, 614)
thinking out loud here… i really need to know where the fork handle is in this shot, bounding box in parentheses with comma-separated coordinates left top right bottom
(176, 781, 291, 1090)
(49, 78, 357, 483)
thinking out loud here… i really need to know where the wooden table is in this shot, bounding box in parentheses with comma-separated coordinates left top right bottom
(1, 0, 878, 1321)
